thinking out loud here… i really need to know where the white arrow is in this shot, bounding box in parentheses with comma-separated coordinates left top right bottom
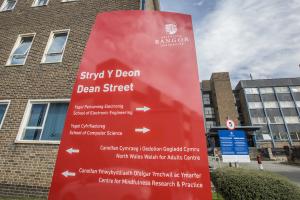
(135, 127, 150, 134)
(66, 148, 80, 154)
(62, 171, 76, 177)
(135, 106, 151, 112)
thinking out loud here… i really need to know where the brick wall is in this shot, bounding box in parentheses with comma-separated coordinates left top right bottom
(0, 0, 140, 198)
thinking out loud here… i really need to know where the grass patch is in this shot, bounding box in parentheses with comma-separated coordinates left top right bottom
(212, 192, 224, 200)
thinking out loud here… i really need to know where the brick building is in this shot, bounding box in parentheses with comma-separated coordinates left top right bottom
(0, 0, 159, 198)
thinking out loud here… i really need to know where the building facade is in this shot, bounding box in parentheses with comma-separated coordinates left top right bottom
(201, 72, 300, 150)
(0, 0, 159, 198)
(235, 78, 300, 148)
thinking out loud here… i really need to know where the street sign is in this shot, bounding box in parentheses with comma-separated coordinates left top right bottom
(226, 119, 235, 130)
(219, 130, 250, 163)
(48, 11, 212, 199)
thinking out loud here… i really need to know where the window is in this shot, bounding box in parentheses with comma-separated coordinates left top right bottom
(204, 107, 215, 118)
(296, 101, 300, 107)
(259, 88, 273, 94)
(274, 87, 289, 93)
(291, 86, 300, 93)
(61, 0, 79, 2)
(0, 0, 17, 11)
(0, 101, 10, 129)
(17, 100, 69, 142)
(202, 94, 210, 105)
(251, 117, 267, 124)
(285, 116, 300, 124)
(268, 116, 284, 124)
(205, 121, 216, 132)
(279, 101, 295, 108)
(245, 88, 259, 94)
(248, 102, 263, 109)
(42, 30, 69, 63)
(263, 101, 278, 108)
(6, 34, 35, 66)
(32, 0, 48, 7)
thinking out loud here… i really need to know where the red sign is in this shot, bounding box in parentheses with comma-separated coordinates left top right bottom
(226, 119, 235, 130)
(49, 11, 212, 200)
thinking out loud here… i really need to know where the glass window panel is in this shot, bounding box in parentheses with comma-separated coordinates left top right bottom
(1, 0, 16, 11)
(274, 87, 289, 93)
(261, 94, 276, 101)
(245, 88, 259, 94)
(288, 124, 300, 141)
(259, 88, 273, 94)
(277, 93, 293, 101)
(246, 94, 261, 102)
(291, 86, 300, 93)
(47, 33, 67, 54)
(27, 104, 47, 127)
(23, 129, 42, 140)
(282, 108, 298, 116)
(41, 103, 68, 141)
(250, 109, 265, 117)
(10, 36, 33, 65)
(270, 124, 287, 140)
(293, 93, 300, 101)
(290, 132, 299, 141)
(0, 104, 8, 126)
(263, 101, 278, 108)
(36, 0, 48, 6)
(44, 32, 68, 63)
(202, 94, 210, 105)
(285, 116, 300, 124)
(296, 101, 300, 107)
(279, 101, 295, 108)
(251, 117, 267, 124)
(248, 102, 263, 109)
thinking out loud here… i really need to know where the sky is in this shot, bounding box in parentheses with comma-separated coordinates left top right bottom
(160, 0, 300, 86)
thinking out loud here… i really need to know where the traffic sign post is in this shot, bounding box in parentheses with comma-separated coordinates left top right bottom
(48, 11, 212, 199)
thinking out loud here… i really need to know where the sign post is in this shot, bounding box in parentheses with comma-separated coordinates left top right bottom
(219, 130, 250, 163)
(48, 11, 212, 200)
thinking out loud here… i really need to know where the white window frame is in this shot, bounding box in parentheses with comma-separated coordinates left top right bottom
(41, 29, 70, 64)
(32, 0, 49, 7)
(6, 33, 36, 66)
(0, 100, 10, 129)
(0, 0, 17, 12)
(16, 99, 69, 144)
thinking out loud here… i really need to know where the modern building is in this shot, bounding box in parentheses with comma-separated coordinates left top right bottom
(235, 77, 300, 148)
(0, 0, 159, 198)
(201, 72, 300, 151)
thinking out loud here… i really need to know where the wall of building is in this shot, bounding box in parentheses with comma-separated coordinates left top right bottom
(0, 0, 140, 198)
(210, 72, 239, 126)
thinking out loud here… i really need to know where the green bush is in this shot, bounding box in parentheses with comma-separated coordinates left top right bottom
(211, 168, 300, 200)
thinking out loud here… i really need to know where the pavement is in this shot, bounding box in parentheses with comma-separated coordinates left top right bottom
(209, 157, 300, 186)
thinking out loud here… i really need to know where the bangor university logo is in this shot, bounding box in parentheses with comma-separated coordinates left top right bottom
(165, 23, 177, 35)
(155, 23, 190, 47)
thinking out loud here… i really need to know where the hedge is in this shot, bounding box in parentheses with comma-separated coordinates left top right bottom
(211, 167, 300, 200)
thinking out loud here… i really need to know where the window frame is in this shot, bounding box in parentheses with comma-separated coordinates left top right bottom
(16, 99, 69, 144)
(32, 0, 49, 7)
(41, 29, 70, 64)
(0, 100, 10, 129)
(6, 33, 36, 66)
(0, 0, 17, 12)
